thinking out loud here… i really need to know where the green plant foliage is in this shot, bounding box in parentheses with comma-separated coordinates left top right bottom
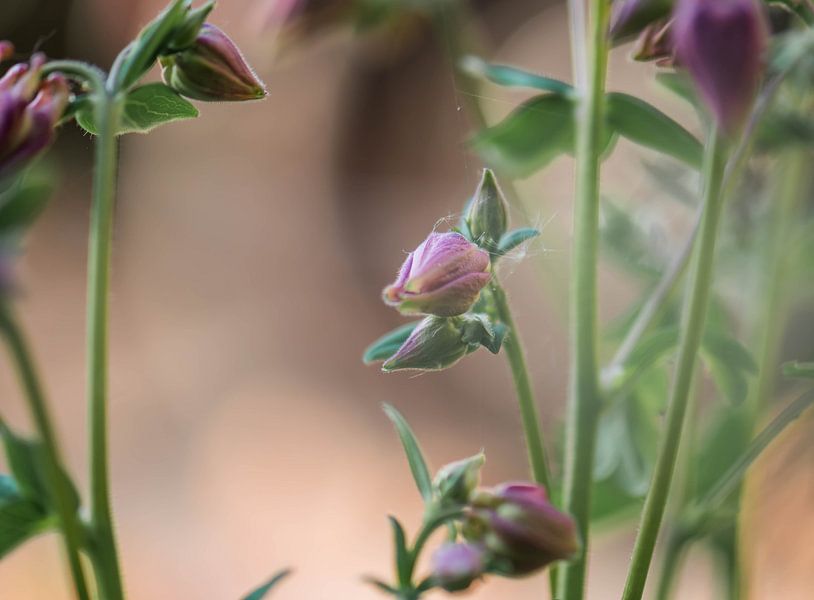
(496, 227, 540, 256)
(783, 361, 814, 379)
(76, 83, 199, 136)
(0, 173, 53, 237)
(389, 516, 411, 587)
(363, 322, 420, 364)
(241, 569, 292, 600)
(472, 94, 577, 178)
(0, 475, 52, 559)
(461, 57, 575, 97)
(383, 404, 434, 502)
(606, 93, 704, 169)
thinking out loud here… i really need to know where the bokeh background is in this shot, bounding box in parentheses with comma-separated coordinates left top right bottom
(0, 0, 812, 598)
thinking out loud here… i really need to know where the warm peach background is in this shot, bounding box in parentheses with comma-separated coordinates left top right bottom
(0, 1, 811, 598)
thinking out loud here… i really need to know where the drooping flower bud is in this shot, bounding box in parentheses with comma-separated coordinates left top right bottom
(381, 315, 478, 372)
(161, 24, 267, 102)
(383, 232, 491, 317)
(433, 452, 485, 507)
(610, 0, 673, 43)
(465, 169, 508, 252)
(672, 0, 768, 134)
(431, 543, 486, 593)
(464, 482, 579, 577)
(0, 51, 69, 180)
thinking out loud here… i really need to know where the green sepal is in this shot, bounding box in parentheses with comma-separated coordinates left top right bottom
(363, 322, 420, 364)
(460, 314, 505, 354)
(241, 569, 292, 600)
(166, 1, 215, 51)
(76, 83, 199, 136)
(496, 227, 540, 256)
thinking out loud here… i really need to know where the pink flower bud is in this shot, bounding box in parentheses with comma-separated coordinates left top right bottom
(672, 0, 768, 134)
(431, 543, 486, 592)
(383, 232, 491, 317)
(465, 482, 579, 576)
(161, 24, 266, 102)
(0, 53, 68, 180)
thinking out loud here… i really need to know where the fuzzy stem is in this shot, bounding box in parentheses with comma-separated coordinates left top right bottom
(621, 130, 728, 600)
(491, 280, 551, 489)
(556, 1, 610, 598)
(0, 306, 91, 600)
(85, 89, 125, 600)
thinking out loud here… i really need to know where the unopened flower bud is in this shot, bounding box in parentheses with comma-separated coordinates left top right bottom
(161, 24, 267, 102)
(610, 0, 673, 43)
(431, 543, 486, 592)
(434, 453, 485, 507)
(465, 169, 508, 252)
(672, 0, 768, 134)
(381, 316, 480, 372)
(383, 232, 491, 317)
(0, 53, 69, 180)
(464, 482, 579, 577)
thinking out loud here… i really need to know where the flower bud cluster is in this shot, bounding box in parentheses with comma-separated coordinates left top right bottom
(426, 457, 579, 592)
(0, 47, 69, 180)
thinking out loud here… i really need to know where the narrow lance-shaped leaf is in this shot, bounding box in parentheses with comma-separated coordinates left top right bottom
(697, 389, 814, 512)
(363, 322, 420, 364)
(497, 227, 540, 256)
(382, 404, 433, 503)
(241, 569, 292, 600)
(388, 516, 411, 587)
(460, 56, 575, 97)
(606, 92, 703, 169)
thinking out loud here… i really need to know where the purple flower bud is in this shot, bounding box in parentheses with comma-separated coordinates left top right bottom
(431, 543, 486, 592)
(610, 0, 673, 43)
(465, 482, 579, 577)
(383, 232, 491, 317)
(0, 53, 68, 180)
(672, 0, 768, 134)
(381, 315, 477, 372)
(161, 24, 267, 102)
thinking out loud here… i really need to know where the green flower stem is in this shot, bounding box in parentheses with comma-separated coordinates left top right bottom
(85, 89, 125, 600)
(0, 306, 91, 600)
(621, 130, 729, 600)
(490, 280, 551, 490)
(557, 1, 610, 598)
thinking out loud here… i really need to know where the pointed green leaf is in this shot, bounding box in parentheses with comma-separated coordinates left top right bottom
(382, 404, 433, 503)
(497, 227, 540, 256)
(655, 72, 699, 108)
(460, 56, 575, 97)
(388, 516, 411, 587)
(241, 569, 292, 600)
(363, 577, 398, 595)
(697, 389, 814, 512)
(363, 322, 420, 364)
(606, 93, 703, 169)
(782, 361, 814, 379)
(76, 83, 199, 136)
(472, 94, 576, 179)
(0, 476, 53, 559)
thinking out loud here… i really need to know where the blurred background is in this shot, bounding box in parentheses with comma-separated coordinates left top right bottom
(0, 0, 812, 598)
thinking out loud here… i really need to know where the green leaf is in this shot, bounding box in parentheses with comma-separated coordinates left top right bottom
(655, 72, 699, 108)
(0, 174, 53, 236)
(241, 569, 292, 600)
(76, 83, 199, 136)
(382, 404, 433, 503)
(696, 389, 814, 513)
(700, 331, 758, 405)
(460, 56, 575, 97)
(606, 93, 703, 169)
(0, 476, 52, 559)
(497, 227, 540, 256)
(388, 516, 411, 587)
(782, 361, 814, 379)
(600, 201, 668, 280)
(0, 425, 79, 512)
(472, 94, 576, 179)
(691, 408, 752, 506)
(363, 322, 420, 364)
(363, 577, 398, 595)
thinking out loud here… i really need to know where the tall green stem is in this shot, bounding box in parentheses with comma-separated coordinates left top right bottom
(557, 1, 610, 598)
(621, 130, 728, 600)
(85, 89, 125, 600)
(491, 281, 551, 489)
(0, 306, 91, 600)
